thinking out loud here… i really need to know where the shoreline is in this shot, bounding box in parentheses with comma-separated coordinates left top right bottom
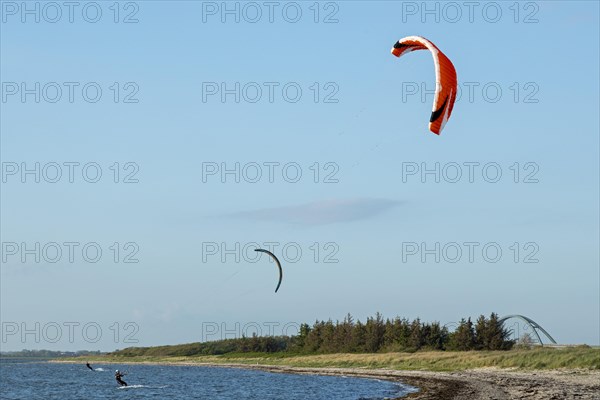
(50, 359, 600, 399)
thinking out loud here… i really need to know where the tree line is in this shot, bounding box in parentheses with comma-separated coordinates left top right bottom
(113, 312, 514, 357)
(292, 312, 513, 353)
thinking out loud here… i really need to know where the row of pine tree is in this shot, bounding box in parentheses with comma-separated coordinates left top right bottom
(291, 312, 513, 353)
(113, 312, 515, 357)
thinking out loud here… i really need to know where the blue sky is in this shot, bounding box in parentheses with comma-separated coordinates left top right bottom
(1, 1, 598, 351)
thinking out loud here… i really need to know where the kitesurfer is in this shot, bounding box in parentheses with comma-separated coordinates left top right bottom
(86, 362, 94, 371)
(115, 370, 128, 386)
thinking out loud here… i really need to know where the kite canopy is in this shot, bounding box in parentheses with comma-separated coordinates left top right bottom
(391, 36, 457, 135)
(254, 249, 283, 293)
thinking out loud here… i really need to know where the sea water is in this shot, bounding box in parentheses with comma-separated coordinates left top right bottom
(0, 358, 418, 399)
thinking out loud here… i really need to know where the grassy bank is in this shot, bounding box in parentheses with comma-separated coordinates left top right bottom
(70, 347, 599, 372)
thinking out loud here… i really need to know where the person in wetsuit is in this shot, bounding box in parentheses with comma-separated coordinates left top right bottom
(86, 362, 94, 371)
(115, 370, 127, 386)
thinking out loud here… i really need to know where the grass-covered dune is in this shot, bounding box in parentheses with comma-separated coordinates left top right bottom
(71, 313, 599, 372)
(79, 346, 599, 372)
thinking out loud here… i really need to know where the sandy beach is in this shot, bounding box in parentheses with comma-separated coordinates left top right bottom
(52, 360, 600, 399)
(200, 364, 600, 399)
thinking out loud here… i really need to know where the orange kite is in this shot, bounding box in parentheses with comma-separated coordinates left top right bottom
(391, 36, 458, 135)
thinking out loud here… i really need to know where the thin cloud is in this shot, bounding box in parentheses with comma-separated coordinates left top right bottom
(227, 198, 402, 225)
